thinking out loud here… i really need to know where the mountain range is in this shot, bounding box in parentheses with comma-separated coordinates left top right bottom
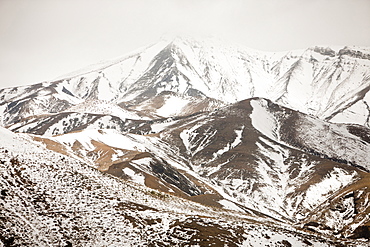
(1, 37, 370, 246)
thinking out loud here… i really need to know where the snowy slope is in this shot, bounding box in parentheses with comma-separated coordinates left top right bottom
(1, 37, 370, 244)
(64, 99, 151, 120)
(2, 126, 352, 246)
(153, 98, 370, 238)
(23, 97, 370, 240)
(1, 38, 369, 128)
(250, 98, 370, 171)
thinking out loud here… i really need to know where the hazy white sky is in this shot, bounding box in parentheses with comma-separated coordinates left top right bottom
(0, 0, 369, 89)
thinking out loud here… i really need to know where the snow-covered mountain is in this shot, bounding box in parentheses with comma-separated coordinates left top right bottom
(1, 37, 370, 127)
(5, 126, 345, 246)
(1, 37, 370, 245)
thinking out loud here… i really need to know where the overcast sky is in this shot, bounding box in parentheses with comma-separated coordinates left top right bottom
(0, 0, 369, 89)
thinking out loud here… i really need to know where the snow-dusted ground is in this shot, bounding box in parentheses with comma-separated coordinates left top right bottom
(156, 95, 190, 117)
(1, 37, 370, 245)
(64, 99, 150, 120)
(6, 96, 368, 242)
(302, 167, 357, 210)
(2, 126, 357, 246)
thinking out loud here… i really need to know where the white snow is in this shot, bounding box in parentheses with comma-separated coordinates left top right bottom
(303, 167, 358, 210)
(240, 228, 329, 247)
(295, 114, 370, 170)
(283, 59, 314, 110)
(179, 129, 191, 153)
(232, 127, 244, 147)
(218, 199, 244, 212)
(2, 37, 370, 246)
(52, 129, 147, 152)
(330, 92, 370, 127)
(250, 99, 279, 140)
(0, 125, 17, 144)
(156, 96, 190, 117)
(55, 40, 169, 82)
(64, 100, 148, 121)
(213, 126, 244, 158)
(180, 123, 217, 156)
(151, 119, 178, 133)
(122, 167, 146, 185)
(97, 76, 116, 101)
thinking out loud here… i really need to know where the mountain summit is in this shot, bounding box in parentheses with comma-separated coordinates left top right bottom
(1, 38, 370, 246)
(2, 37, 370, 127)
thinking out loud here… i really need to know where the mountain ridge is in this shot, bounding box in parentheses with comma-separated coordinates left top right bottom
(1, 37, 370, 245)
(1, 37, 369, 127)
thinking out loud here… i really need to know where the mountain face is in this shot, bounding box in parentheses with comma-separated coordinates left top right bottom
(5, 126, 338, 247)
(1, 37, 370, 246)
(1, 38, 370, 127)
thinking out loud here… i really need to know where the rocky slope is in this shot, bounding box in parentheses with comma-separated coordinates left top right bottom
(23, 98, 370, 241)
(1, 38, 370, 128)
(1, 37, 370, 245)
(1, 126, 355, 247)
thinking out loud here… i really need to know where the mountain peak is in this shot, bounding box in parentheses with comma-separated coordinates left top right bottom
(2, 37, 370, 245)
(2, 37, 370, 127)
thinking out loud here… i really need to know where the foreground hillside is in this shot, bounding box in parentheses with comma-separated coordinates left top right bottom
(1, 127, 355, 246)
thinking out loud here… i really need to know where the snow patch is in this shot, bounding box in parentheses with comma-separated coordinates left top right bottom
(156, 96, 190, 117)
(218, 199, 244, 212)
(214, 126, 244, 158)
(303, 167, 357, 210)
(122, 167, 146, 185)
(250, 100, 279, 140)
(151, 119, 178, 133)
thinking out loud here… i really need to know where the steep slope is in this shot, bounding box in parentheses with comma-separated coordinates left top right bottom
(1, 126, 354, 246)
(7, 111, 151, 136)
(1, 38, 369, 128)
(157, 99, 370, 225)
(27, 98, 370, 240)
(1, 37, 370, 245)
(161, 98, 370, 239)
(270, 46, 370, 122)
(0, 82, 81, 126)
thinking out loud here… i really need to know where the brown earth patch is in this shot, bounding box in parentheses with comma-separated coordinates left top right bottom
(32, 136, 69, 157)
